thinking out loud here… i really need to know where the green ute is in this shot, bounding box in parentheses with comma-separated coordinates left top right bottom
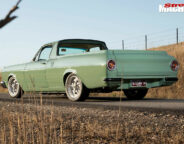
(1, 39, 179, 101)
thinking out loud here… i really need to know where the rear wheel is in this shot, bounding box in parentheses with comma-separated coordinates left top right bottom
(8, 76, 23, 98)
(123, 89, 148, 100)
(65, 73, 89, 101)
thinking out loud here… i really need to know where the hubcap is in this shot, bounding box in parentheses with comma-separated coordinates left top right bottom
(66, 75, 82, 99)
(8, 77, 20, 97)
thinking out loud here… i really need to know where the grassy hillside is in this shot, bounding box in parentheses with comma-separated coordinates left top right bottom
(146, 42, 184, 99)
(0, 42, 183, 99)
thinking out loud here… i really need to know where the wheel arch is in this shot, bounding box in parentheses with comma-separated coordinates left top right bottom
(63, 72, 72, 86)
(63, 69, 77, 86)
(63, 69, 88, 89)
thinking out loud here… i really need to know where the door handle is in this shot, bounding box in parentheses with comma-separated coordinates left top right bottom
(41, 62, 47, 65)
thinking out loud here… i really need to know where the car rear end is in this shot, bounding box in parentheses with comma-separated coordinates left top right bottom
(105, 50, 179, 90)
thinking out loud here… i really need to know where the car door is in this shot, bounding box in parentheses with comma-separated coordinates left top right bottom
(24, 45, 53, 91)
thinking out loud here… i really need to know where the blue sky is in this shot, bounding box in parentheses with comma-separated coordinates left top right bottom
(0, 0, 184, 68)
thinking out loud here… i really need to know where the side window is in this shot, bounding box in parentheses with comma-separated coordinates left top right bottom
(39, 46, 52, 61)
(58, 47, 86, 55)
(89, 47, 100, 52)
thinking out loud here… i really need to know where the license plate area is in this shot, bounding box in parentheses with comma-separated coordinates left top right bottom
(131, 80, 147, 87)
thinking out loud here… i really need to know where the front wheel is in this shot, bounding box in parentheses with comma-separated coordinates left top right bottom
(123, 89, 148, 100)
(8, 76, 23, 98)
(65, 74, 89, 101)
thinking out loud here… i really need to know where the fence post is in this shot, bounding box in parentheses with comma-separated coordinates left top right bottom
(145, 35, 147, 50)
(176, 28, 178, 44)
(122, 40, 124, 50)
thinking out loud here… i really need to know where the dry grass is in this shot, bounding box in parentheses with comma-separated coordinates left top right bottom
(0, 101, 183, 143)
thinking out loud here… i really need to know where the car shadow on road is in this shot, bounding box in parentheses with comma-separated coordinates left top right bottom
(87, 97, 158, 102)
(21, 94, 184, 103)
(87, 96, 184, 103)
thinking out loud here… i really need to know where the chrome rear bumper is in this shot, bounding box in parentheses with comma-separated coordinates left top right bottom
(0, 81, 7, 88)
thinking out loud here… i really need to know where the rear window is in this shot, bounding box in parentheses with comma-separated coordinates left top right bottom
(58, 47, 86, 55)
(57, 42, 104, 56)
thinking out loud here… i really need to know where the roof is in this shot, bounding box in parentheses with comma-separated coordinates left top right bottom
(59, 39, 106, 44)
(58, 39, 108, 50)
(43, 39, 108, 50)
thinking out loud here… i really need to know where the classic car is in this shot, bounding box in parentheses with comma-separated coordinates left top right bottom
(1, 39, 179, 101)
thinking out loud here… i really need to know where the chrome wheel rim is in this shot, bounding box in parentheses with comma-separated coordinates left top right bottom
(8, 77, 20, 97)
(66, 75, 82, 99)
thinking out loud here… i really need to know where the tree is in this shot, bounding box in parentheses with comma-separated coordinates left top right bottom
(0, 0, 22, 29)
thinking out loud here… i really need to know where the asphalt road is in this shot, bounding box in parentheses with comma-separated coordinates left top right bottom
(0, 93, 184, 113)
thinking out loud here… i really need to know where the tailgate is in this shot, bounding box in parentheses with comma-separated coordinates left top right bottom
(107, 50, 177, 78)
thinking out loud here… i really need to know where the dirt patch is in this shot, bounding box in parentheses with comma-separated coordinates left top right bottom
(0, 101, 183, 143)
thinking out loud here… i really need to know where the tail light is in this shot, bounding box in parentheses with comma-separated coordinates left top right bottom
(107, 60, 116, 71)
(171, 60, 179, 71)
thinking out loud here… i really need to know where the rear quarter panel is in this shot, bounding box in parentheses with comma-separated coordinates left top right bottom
(46, 50, 108, 91)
